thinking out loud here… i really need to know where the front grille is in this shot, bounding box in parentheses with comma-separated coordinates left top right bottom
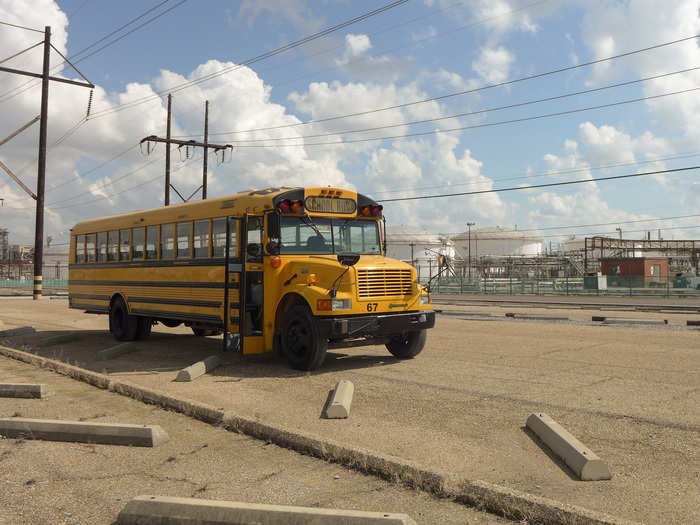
(357, 268, 413, 298)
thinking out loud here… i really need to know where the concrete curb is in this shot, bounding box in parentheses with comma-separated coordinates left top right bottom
(96, 342, 135, 361)
(0, 382, 48, 399)
(117, 495, 417, 524)
(322, 379, 354, 418)
(174, 354, 221, 382)
(526, 413, 612, 481)
(601, 319, 667, 326)
(0, 417, 169, 447)
(0, 345, 639, 525)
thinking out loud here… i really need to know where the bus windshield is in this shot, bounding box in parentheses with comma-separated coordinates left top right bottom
(279, 216, 381, 255)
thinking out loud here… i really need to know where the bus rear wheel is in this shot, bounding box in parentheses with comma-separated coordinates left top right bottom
(109, 297, 138, 341)
(280, 305, 327, 370)
(386, 329, 426, 359)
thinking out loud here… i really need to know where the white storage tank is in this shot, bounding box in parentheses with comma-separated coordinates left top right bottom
(451, 226, 543, 258)
(385, 225, 454, 269)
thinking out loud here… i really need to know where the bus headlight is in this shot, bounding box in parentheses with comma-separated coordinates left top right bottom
(332, 298, 351, 310)
(317, 298, 352, 311)
(419, 294, 431, 305)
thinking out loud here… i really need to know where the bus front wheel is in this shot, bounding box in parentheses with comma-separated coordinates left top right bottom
(280, 305, 327, 370)
(386, 329, 426, 359)
(109, 297, 138, 341)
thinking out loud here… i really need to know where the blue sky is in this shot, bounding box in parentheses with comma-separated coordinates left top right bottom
(1, 0, 700, 246)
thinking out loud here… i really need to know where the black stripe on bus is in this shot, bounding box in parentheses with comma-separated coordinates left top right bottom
(229, 302, 240, 309)
(129, 297, 222, 308)
(69, 280, 225, 289)
(69, 293, 110, 301)
(69, 257, 241, 270)
(130, 308, 222, 324)
(70, 303, 109, 313)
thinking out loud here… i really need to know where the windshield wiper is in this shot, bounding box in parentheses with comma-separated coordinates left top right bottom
(302, 213, 328, 241)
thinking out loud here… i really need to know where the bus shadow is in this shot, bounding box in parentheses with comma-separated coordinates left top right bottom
(211, 350, 400, 380)
(8, 328, 403, 378)
(11, 328, 224, 375)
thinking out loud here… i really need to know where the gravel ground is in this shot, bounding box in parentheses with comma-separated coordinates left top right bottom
(0, 358, 509, 525)
(0, 297, 698, 524)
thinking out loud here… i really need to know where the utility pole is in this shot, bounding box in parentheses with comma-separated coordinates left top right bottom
(165, 94, 171, 206)
(0, 26, 94, 300)
(203, 100, 208, 199)
(33, 26, 51, 301)
(466, 222, 475, 281)
(142, 99, 229, 205)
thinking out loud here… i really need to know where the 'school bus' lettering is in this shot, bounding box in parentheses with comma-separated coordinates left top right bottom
(69, 186, 435, 370)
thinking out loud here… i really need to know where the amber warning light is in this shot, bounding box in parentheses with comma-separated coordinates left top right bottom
(360, 204, 383, 217)
(277, 199, 304, 213)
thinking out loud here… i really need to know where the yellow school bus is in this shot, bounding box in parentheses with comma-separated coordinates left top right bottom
(68, 186, 435, 369)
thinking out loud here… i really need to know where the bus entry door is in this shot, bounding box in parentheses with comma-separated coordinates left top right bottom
(224, 217, 242, 351)
(224, 215, 265, 354)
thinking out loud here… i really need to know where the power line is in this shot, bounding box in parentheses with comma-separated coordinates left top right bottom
(69, 0, 172, 62)
(224, 66, 700, 143)
(86, 0, 412, 119)
(373, 150, 700, 197)
(0, 1, 185, 103)
(377, 165, 700, 202)
(175, 0, 553, 139)
(0, 20, 43, 33)
(399, 213, 700, 238)
(204, 33, 700, 137)
(71, 0, 186, 65)
(230, 84, 700, 148)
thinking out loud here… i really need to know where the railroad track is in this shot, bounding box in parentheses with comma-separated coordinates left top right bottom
(432, 294, 700, 313)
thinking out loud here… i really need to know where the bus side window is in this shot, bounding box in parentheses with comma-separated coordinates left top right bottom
(176, 222, 191, 259)
(97, 232, 107, 263)
(146, 225, 158, 259)
(75, 234, 85, 263)
(119, 229, 130, 261)
(86, 234, 96, 263)
(161, 224, 174, 259)
(212, 218, 226, 257)
(133, 228, 145, 259)
(194, 219, 209, 258)
(108, 231, 118, 262)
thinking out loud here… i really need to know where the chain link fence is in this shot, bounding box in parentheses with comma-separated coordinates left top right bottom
(0, 262, 68, 293)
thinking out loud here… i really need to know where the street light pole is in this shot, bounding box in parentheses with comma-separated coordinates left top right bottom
(466, 222, 475, 281)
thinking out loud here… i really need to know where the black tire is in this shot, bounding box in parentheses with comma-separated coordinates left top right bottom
(280, 304, 328, 370)
(109, 297, 138, 341)
(135, 317, 152, 340)
(386, 329, 426, 359)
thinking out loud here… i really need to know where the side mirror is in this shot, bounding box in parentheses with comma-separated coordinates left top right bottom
(266, 241, 280, 255)
(337, 253, 360, 266)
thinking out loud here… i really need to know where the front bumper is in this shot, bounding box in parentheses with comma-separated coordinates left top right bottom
(317, 310, 436, 340)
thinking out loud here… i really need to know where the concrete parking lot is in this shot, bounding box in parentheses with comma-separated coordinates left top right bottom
(0, 297, 698, 524)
